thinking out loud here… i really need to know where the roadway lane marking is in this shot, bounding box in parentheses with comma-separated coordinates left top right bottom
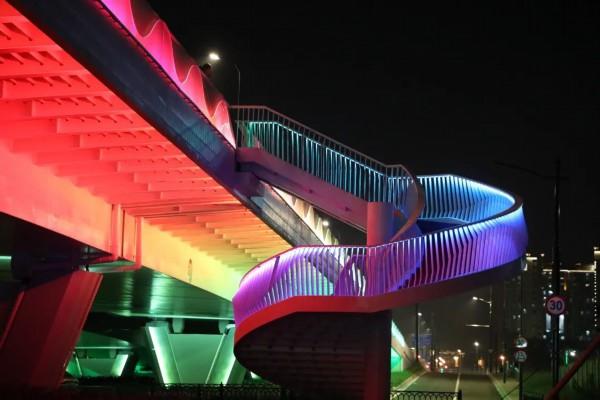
(394, 368, 427, 391)
(453, 371, 461, 399)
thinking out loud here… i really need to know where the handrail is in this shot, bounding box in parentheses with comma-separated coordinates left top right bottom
(232, 105, 403, 168)
(234, 174, 527, 324)
(544, 334, 600, 400)
(231, 105, 424, 233)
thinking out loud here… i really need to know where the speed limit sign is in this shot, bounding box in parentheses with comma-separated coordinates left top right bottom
(545, 295, 566, 316)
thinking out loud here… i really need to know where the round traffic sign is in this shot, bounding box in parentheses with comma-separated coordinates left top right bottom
(545, 295, 566, 316)
(514, 350, 527, 363)
(514, 336, 528, 349)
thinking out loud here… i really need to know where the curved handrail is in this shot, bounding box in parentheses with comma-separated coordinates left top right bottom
(231, 105, 424, 239)
(233, 174, 527, 324)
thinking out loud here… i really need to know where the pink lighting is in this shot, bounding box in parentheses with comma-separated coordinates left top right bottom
(98, 0, 236, 147)
(0, 0, 289, 287)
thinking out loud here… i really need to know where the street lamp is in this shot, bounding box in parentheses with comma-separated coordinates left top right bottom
(203, 52, 242, 142)
(472, 295, 493, 372)
(499, 354, 507, 383)
(474, 341, 480, 371)
(457, 349, 464, 371)
(205, 51, 241, 107)
(496, 159, 566, 386)
(415, 304, 422, 362)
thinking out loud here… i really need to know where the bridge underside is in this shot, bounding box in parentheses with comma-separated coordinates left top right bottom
(0, 0, 291, 298)
(0, 0, 300, 388)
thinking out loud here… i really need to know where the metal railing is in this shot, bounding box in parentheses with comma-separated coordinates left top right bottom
(3, 383, 295, 400)
(545, 334, 600, 399)
(231, 105, 423, 229)
(569, 353, 600, 395)
(391, 389, 462, 400)
(234, 175, 527, 324)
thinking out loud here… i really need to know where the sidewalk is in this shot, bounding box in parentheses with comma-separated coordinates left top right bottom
(489, 373, 520, 400)
(392, 367, 427, 391)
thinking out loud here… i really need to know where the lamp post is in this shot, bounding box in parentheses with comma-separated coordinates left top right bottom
(205, 52, 242, 141)
(496, 159, 566, 385)
(415, 304, 421, 362)
(474, 341, 480, 371)
(500, 354, 507, 383)
(472, 295, 493, 372)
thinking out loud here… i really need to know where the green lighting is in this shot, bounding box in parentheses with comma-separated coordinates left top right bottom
(147, 324, 180, 384)
(111, 353, 129, 377)
(391, 348, 403, 372)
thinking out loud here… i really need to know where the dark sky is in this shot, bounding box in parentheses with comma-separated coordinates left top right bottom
(148, 1, 599, 265)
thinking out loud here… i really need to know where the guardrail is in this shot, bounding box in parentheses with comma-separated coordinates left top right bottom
(2, 383, 295, 400)
(545, 334, 600, 399)
(234, 175, 526, 324)
(391, 389, 462, 400)
(231, 105, 422, 227)
(2, 384, 466, 399)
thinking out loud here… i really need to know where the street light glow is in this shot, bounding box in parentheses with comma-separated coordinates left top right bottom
(417, 312, 423, 317)
(208, 52, 221, 61)
(474, 341, 479, 347)
(473, 296, 478, 301)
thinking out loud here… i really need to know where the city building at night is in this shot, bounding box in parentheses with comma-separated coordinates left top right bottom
(501, 249, 598, 369)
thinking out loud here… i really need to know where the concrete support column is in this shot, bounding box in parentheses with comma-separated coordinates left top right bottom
(145, 322, 245, 385)
(363, 310, 392, 400)
(366, 202, 396, 295)
(0, 271, 102, 388)
(367, 202, 396, 246)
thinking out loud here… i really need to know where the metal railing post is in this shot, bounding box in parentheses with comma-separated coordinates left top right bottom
(544, 334, 600, 400)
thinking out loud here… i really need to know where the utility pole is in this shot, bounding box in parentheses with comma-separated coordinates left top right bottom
(519, 264, 524, 400)
(488, 286, 493, 373)
(551, 158, 561, 386)
(415, 304, 420, 362)
(495, 158, 566, 387)
(431, 311, 435, 372)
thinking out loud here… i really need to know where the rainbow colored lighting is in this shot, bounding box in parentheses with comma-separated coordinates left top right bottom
(0, 0, 290, 299)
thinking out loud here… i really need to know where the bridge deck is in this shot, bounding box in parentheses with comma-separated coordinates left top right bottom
(0, 0, 290, 299)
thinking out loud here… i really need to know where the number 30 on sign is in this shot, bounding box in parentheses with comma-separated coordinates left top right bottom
(545, 295, 566, 316)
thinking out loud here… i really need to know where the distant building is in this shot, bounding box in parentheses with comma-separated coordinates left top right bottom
(541, 264, 596, 347)
(499, 248, 598, 365)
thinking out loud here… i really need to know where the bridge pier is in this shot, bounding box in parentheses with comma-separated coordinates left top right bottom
(0, 270, 101, 388)
(363, 310, 392, 400)
(145, 321, 245, 384)
(367, 202, 397, 246)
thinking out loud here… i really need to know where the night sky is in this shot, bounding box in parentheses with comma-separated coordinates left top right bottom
(147, 1, 599, 264)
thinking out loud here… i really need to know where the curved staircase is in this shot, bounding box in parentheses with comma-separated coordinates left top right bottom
(231, 106, 528, 399)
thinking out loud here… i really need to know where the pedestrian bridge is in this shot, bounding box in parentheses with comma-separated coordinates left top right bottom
(0, 0, 527, 398)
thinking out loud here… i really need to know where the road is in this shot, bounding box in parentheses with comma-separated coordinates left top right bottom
(405, 371, 500, 399)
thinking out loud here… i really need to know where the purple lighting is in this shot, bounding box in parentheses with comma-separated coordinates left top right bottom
(233, 175, 527, 324)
